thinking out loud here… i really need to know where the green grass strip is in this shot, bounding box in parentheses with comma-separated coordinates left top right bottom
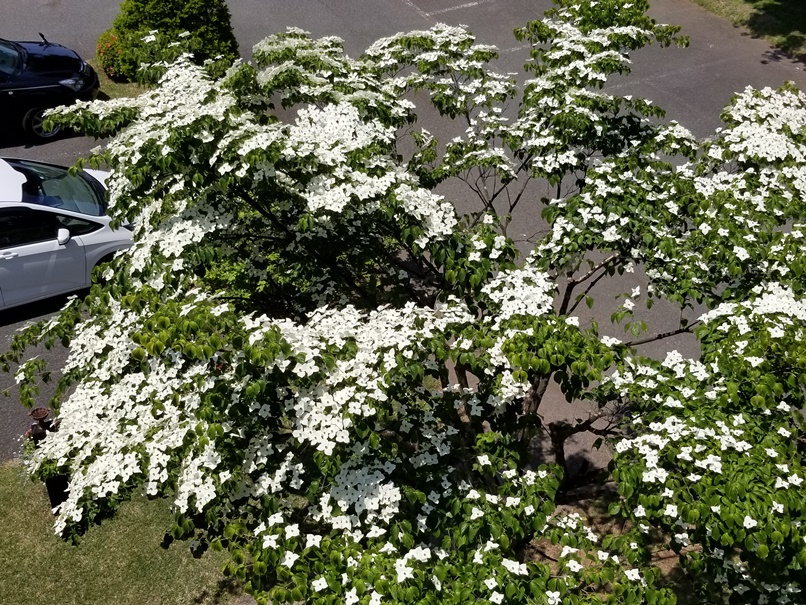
(0, 461, 240, 605)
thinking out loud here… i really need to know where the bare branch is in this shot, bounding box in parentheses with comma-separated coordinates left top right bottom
(625, 323, 698, 347)
(558, 254, 621, 315)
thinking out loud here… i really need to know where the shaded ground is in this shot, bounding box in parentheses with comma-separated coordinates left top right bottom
(690, 0, 806, 62)
(539, 495, 698, 605)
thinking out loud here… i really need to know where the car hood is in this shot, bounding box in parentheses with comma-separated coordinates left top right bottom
(17, 41, 82, 76)
(0, 159, 25, 201)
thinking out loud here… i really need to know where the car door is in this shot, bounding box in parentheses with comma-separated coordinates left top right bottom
(0, 207, 86, 309)
(0, 39, 24, 114)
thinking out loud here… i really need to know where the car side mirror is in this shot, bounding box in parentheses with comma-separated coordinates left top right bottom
(56, 228, 71, 245)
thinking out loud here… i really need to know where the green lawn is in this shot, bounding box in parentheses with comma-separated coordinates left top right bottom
(689, 0, 806, 62)
(0, 461, 242, 605)
(88, 58, 148, 100)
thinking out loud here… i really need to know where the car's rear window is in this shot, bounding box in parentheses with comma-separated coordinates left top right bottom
(4, 159, 105, 216)
(0, 40, 22, 76)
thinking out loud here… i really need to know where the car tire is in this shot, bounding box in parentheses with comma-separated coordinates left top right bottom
(23, 108, 60, 141)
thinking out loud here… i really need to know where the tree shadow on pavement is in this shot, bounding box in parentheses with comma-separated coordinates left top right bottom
(0, 119, 88, 150)
(741, 0, 806, 63)
(0, 293, 81, 329)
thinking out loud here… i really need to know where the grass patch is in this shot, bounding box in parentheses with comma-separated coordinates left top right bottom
(689, 0, 806, 62)
(88, 59, 148, 100)
(0, 461, 242, 605)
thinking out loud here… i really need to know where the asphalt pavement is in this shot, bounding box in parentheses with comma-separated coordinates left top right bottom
(1, 0, 805, 461)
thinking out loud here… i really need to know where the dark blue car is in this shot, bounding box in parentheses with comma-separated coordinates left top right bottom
(0, 36, 99, 141)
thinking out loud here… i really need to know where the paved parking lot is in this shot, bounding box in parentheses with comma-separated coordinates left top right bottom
(1, 0, 806, 460)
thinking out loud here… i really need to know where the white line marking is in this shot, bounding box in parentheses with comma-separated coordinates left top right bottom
(399, 0, 432, 21)
(425, 0, 498, 17)
(499, 44, 529, 54)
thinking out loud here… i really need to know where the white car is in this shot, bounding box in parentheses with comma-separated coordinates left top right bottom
(0, 157, 132, 310)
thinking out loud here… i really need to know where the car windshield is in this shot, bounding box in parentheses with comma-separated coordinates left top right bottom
(5, 159, 105, 216)
(0, 40, 22, 76)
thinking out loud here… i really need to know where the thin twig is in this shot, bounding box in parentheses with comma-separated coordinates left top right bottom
(625, 322, 699, 347)
(558, 254, 621, 315)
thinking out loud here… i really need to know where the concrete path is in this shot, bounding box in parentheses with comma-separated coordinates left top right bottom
(628, 0, 805, 135)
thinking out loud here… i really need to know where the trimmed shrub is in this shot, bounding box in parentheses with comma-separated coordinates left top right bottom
(97, 0, 239, 83)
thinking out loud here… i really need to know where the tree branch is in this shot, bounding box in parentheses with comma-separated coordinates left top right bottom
(517, 375, 550, 447)
(625, 322, 698, 347)
(558, 254, 621, 315)
(233, 184, 374, 303)
(566, 268, 611, 316)
(454, 363, 474, 429)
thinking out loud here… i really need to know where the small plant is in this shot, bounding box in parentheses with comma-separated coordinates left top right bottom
(96, 29, 125, 80)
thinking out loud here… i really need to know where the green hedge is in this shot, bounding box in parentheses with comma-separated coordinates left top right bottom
(97, 0, 239, 83)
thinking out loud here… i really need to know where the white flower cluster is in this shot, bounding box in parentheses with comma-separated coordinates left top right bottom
(722, 85, 806, 165)
(287, 103, 395, 167)
(28, 285, 243, 533)
(317, 458, 401, 526)
(481, 260, 555, 327)
(242, 301, 470, 457)
(698, 282, 806, 363)
(700, 282, 806, 327)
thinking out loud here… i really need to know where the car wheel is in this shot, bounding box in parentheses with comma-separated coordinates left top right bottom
(23, 108, 60, 140)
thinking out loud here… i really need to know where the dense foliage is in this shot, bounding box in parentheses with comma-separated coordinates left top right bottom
(96, 0, 238, 83)
(11, 0, 806, 603)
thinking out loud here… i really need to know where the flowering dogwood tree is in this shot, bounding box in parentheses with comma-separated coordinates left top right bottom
(7, 0, 806, 602)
